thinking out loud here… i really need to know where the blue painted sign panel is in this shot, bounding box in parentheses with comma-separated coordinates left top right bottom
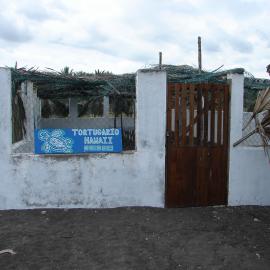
(34, 128, 122, 154)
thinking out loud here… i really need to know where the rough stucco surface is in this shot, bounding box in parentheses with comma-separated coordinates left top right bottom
(228, 148, 270, 205)
(0, 68, 167, 210)
(228, 74, 270, 206)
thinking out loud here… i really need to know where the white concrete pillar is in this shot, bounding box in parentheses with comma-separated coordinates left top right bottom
(20, 81, 34, 142)
(103, 96, 109, 117)
(0, 68, 12, 156)
(227, 73, 244, 146)
(25, 81, 35, 144)
(227, 72, 245, 206)
(16, 81, 35, 152)
(69, 98, 78, 119)
(33, 88, 41, 129)
(136, 70, 167, 153)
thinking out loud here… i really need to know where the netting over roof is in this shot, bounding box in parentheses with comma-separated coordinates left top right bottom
(10, 65, 270, 99)
(243, 72, 270, 111)
(157, 65, 243, 83)
(11, 67, 135, 99)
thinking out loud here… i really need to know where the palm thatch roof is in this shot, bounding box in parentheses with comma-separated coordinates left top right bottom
(11, 67, 135, 99)
(11, 65, 243, 99)
(10, 65, 270, 100)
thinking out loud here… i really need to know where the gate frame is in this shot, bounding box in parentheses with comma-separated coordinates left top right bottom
(165, 81, 231, 208)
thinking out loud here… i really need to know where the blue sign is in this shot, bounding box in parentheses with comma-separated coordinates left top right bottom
(34, 128, 122, 154)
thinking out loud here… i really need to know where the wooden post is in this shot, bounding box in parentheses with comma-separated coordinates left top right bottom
(198, 36, 202, 73)
(159, 52, 162, 69)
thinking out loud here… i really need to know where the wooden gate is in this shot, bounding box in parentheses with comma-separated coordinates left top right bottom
(166, 83, 229, 207)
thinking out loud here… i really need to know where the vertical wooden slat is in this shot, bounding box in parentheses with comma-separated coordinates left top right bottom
(197, 85, 202, 145)
(189, 84, 195, 145)
(196, 147, 209, 206)
(166, 82, 229, 208)
(217, 86, 222, 145)
(165, 83, 171, 207)
(210, 85, 216, 145)
(167, 83, 173, 133)
(175, 84, 180, 146)
(203, 84, 209, 145)
(181, 84, 187, 145)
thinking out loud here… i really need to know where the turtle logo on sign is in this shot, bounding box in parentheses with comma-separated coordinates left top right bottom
(38, 129, 73, 154)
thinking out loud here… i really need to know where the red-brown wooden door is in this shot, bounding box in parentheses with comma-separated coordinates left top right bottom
(166, 83, 229, 207)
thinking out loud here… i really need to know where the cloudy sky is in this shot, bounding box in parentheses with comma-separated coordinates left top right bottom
(0, 0, 269, 77)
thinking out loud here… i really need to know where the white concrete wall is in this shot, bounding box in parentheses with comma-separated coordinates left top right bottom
(3, 67, 268, 208)
(228, 73, 270, 206)
(0, 68, 167, 209)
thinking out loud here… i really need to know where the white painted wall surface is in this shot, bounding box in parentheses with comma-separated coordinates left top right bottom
(228, 73, 270, 206)
(0, 68, 167, 209)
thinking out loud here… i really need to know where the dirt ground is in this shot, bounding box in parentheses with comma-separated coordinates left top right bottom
(0, 206, 270, 270)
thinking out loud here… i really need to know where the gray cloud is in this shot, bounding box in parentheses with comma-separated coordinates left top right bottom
(54, 38, 153, 63)
(50, 21, 155, 63)
(0, 0, 268, 77)
(21, 7, 51, 22)
(255, 30, 270, 48)
(17, 0, 68, 22)
(206, 27, 254, 54)
(199, 0, 265, 18)
(0, 17, 32, 42)
(228, 38, 253, 53)
(204, 41, 221, 53)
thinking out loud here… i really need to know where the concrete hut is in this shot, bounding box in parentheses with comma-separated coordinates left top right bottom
(0, 65, 269, 209)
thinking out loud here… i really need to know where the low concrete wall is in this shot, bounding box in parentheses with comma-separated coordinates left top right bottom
(228, 147, 270, 205)
(0, 68, 167, 209)
(228, 73, 270, 206)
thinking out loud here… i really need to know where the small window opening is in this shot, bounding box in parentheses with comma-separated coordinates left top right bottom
(77, 98, 104, 118)
(109, 96, 134, 117)
(41, 98, 69, 118)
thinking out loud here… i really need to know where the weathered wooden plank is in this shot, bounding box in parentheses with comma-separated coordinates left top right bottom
(197, 85, 202, 145)
(217, 86, 222, 145)
(189, 84, 195, 145)
(166, 83, 173, 133)
(175, 84, 180, 145)
(210, 85, 216, 145)
(203, 84, 209, 145)
(195, 147, 210, 206)
(166, 146, 177, 207)
(208, 147, 225, 205)
(181, 84, 187, 145)
(172, 147, 197, 207)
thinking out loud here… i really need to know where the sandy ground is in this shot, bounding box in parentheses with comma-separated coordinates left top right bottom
(0, 206, 270, 270)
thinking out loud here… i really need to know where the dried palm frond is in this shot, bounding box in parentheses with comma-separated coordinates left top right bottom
(243, 87, 270, 130)
(234, 87, 270, 161)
